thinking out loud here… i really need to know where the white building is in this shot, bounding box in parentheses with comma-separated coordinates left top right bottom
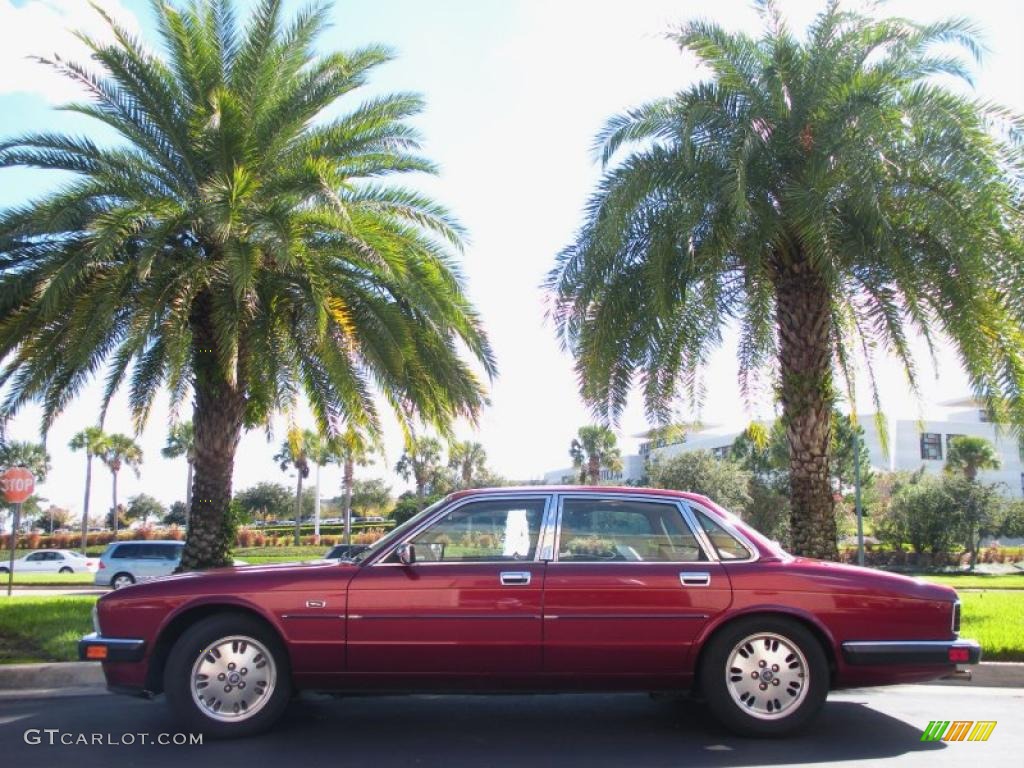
(543, 398, 1024, 498)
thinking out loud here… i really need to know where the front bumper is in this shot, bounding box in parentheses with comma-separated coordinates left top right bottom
(841, 639, 982, 666)
(78, 633, 146, 663)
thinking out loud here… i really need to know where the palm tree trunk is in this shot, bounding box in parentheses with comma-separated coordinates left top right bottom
(79, 454, 92, 553)
(314, 462, 321, 544)
(343, 457, 354, 546)
(775, 261, 838, 560)
(185, 461, 193, 511)
(180, 302, 246, 571)
(588, 455, 599, 485)
(293, 472, 303, 546)
(111, 470, 119, 539)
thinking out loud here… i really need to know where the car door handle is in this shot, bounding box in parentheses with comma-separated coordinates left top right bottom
(680, 571, 711, 587)
(500, 571, 532, 586)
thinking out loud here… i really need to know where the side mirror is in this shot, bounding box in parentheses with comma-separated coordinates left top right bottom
(396, 542, 416, 565)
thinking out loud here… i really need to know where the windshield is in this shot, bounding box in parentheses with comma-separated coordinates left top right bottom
(351, 496, 451, 564)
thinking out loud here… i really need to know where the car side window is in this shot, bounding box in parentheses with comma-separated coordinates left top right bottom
(403, 498, 546, 563)
(26, 552, 46, 561)
(557, 499, 706, 562)
(111, 544, 137, 559)
(696, 511, 752, 560)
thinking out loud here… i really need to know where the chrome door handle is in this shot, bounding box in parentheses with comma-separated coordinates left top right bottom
(500, 571, 532, 586)
(680, 571, 711, 587)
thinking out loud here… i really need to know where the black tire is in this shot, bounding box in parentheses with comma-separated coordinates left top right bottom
(164, 613, 292, 738)
(59, 567, 74, 574)
(111, 573, 135, 589)
(0, 567, 8, 574)
(698, 616, 829, 737)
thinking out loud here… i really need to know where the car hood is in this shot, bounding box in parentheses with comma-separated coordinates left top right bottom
(102, 559, 357, 599)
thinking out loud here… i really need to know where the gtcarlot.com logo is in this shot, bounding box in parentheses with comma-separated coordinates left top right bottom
(24, 729, 203, 746)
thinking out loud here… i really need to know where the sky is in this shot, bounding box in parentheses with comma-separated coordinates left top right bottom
(1, 0, 1023, 516)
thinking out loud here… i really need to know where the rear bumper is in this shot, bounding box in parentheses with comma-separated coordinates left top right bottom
(841, 639, 982, 666)
(78, 633, 146, 663)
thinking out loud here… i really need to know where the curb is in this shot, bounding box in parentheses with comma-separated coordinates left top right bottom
(0, 661, 104, 690)
(1, 660, 1022, 693)
(928, 661, 1024, 688)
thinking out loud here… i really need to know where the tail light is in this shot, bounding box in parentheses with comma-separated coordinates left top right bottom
(98, 561, 106, 570)
(949, 646, 970, 663)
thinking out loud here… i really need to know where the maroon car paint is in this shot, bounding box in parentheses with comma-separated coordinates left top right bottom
(91, 487, 967, 695)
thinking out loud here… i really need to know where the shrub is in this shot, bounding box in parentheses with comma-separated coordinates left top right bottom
(648, 451, 752, 513)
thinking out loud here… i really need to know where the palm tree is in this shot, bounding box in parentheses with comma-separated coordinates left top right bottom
(448, 440, 487, 488)
(547, 2, 1024, 559)
(274, 427, 314, 546)
(69, 426, 107, 551)
(304, 430, 344, 543)
(395, 435, 444, 500)
(97, 434, 142, 538)
(161, 421, 195, 512)
(946, 436, 1001, 482)
(946, 435, 1002, 570)
(0, 0, 494, 570)
(570, 426, 623, 485)
(334, 426, 379, 544)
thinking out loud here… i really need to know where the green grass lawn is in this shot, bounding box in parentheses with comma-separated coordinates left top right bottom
(957, 591, 1024, 661)
(2, 572, 95, 586)
(917, 573, 1024, 590)
(0, 596, 96, 663)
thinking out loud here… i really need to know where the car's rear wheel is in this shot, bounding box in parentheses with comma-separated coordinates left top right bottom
(699, 616, 828, 737)
(164, 613, 291, 738)
(111, 573, 135, 589)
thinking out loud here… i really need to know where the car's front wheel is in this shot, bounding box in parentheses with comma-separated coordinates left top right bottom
(699, 616, 828, 737)
(59, 567, 73, 574)
(164, 613, 292, 738)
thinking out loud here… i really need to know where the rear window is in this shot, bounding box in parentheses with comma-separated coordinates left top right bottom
(696, 512, 752, 560)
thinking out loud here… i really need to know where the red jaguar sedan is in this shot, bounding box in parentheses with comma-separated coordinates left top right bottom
(79, 487, 980, 738)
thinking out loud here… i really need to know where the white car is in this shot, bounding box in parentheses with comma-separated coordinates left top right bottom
(0, 549, 100, 574)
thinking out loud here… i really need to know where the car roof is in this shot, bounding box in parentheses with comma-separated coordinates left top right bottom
(109, 540, 184, 546)
(447, 485, 713, 504)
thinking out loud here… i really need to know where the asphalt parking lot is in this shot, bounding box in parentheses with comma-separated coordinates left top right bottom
(1, 684, 1019, 766)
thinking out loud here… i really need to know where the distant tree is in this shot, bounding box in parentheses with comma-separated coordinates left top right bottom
(164, 501, 188, 527)
(649, 451, 752, 513)
(36, 505, 72, 534)
(390, 490, 443, 525)
(161, 422, 195, 509)
(1000, 500, 1024, 539)
(946, 436, 1001, 482)
(274, 428, 315, 545)
(234, 482, 293, 528)
(570, 426, 623, 484)
(105, 504, 130, 531)
(396, 436, 445, 499)
(448, 440, 488, 488)
(334, 427, 379, 544)
(97, 434, 142, 537)
(69, 426, 107, 551)
(348, 478, 393, 516)
(127, 494, 166, 526)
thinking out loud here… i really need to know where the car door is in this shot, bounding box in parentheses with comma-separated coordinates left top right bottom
(21, 552, 48, 572)
(347, 494, 551, 677)
(543, 494, 733, 677)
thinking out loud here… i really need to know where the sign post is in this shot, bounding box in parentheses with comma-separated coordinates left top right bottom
(2, 467, 35, 597)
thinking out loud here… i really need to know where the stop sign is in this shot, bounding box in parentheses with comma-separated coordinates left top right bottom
(1, 467, 35, 504)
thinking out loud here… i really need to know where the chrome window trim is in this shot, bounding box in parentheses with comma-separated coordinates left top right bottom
(366, 492, 555, 567)
(682, 498, 760, 564)
(548, 492, 717, 565)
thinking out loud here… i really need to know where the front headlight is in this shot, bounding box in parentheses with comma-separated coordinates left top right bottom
(92, 603, 101, 635)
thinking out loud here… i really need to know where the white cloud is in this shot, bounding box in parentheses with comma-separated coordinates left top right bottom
(0, 0, 140, 104)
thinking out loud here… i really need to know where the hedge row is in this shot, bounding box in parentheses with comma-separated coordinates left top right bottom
(837, 546, 1024, 567)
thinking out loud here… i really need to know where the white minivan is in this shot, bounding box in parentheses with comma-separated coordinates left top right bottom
(95, 540, 185, 589)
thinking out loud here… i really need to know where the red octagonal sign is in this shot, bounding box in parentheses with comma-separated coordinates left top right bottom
(1, 467, 35, 504)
